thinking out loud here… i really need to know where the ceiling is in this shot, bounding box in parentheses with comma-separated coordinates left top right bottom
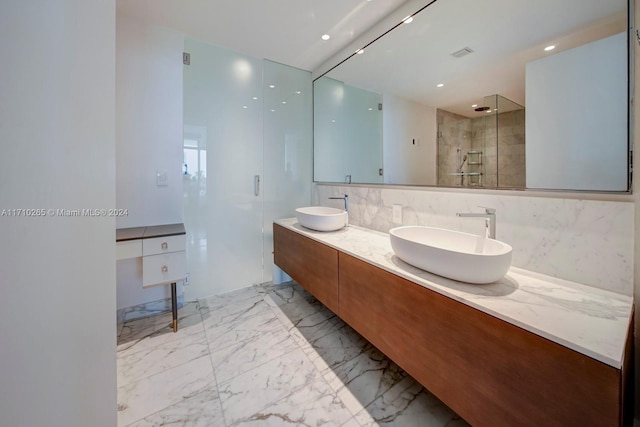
(116, 0, 410, 71)
(324, 0, 626, 117)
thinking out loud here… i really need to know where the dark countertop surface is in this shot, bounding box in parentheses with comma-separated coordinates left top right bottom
(116, 223, 186, 242)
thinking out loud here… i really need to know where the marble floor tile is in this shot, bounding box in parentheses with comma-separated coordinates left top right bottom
(121, 295, 186, 323)
(325, 343, 408, 417)
(118, 329, 209, 387)
(202, 301, 284, 351)
(199, 286, 273, 327)
(117, 354, 216, 427)
(218, 348, 353, 427)
(125, 386, 225, 427)
(117, 282, 469, 427)
(118, 303, 204, 355)
(209, 325, 300, 384)
(354, 375, 470, 427)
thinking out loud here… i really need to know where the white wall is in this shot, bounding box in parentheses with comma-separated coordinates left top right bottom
(632, 2, 640, 423)
(116, 16, 184, 310)
(116, 16, 184, 228)
(526, 32, 627, 191)
(383, 93, 437, 185)
(0, 1, 116, 426)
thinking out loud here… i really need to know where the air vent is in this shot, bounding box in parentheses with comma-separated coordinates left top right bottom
(451, 47, 474, 58)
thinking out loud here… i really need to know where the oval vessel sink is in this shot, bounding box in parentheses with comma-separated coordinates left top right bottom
(389, 226, 512, 284)
(295, 206, 347, 232)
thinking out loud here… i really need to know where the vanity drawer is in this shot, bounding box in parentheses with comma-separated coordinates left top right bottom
(142, 251, 186, 287)
(116, 240, 142, 260)
(142, 235, 186, 256)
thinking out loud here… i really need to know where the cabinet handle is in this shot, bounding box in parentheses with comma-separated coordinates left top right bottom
(161, 265, 169, 273)
(254, 175, 260, 197)
(161, 242, 168, 250)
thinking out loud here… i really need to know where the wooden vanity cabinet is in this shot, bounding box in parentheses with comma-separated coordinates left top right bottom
(338, 252, 629, 427)
(273, 222, 631, 426)
(273, 224, 339, 313)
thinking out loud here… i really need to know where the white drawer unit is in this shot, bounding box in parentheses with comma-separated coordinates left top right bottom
(116, 223, 186, 332)
(142, 251, 187, 288)
(142, 235, 186, 256)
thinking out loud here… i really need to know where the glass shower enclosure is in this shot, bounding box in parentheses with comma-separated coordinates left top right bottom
(437, 94, 525, 188)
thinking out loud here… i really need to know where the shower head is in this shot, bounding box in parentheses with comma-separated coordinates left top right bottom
(458, 154, 467, 171)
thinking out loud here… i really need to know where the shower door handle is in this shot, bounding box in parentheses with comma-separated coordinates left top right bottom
(254, 175, 260, 196)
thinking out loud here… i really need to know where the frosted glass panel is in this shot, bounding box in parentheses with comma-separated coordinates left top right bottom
(262, 60, 312, 282)
(526, 33, 627, 191)
(183, 38, 264, 298)
(314, 76, 383, 183)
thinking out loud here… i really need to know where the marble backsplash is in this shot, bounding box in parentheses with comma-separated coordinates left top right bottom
(313, 184, 634, 295)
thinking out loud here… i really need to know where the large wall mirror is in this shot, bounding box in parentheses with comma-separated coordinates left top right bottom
(313, 0, 631, 192)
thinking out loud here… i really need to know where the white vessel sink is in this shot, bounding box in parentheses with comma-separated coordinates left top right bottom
(389, 226, 512, 284)
(295, 206, 347, 232)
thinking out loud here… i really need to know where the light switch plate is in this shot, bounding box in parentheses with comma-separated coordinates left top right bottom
(392, 204, 402, 224)
(156, 170, 168, 186)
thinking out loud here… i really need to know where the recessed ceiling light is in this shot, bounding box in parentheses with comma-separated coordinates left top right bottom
(282, 101, 287, 104)
(368, 108, 373, 111)
(270, 109, 275, 112)
(356, 48, 365, 55)
(269, 84, 275, 89)
(544, 45, 556, 51)
(471, 104, 478, 108)
(252, 96, 258, 100)
(436, 83, 444, 88)
(322, 34, 330, 41)
(242, 105, 248, 109)
(295, 90, 302, 94)
(402, 16, 413, 24)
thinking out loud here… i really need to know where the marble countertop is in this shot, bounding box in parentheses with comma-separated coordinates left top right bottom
(275, 218, 633, 369)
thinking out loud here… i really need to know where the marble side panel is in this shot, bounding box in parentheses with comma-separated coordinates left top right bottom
(315, 184, 634, 295)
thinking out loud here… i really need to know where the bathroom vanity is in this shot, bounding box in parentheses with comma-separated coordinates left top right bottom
(273, 218, 634, 427)
(116, 223, 186, 332)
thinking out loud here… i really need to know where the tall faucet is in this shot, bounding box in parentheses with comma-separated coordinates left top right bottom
(329, 194, 349, 226)
(456, 207, 496, 239)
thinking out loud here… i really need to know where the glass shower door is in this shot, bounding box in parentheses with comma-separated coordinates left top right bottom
(183, 38, 264, 298)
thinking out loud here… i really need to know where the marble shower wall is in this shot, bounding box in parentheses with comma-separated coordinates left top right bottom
(314, 184, 634, 295)
(437, 108, 525, 189)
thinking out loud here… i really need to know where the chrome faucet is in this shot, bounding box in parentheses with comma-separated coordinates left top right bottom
(329, 194, 349, 226)
(329, 194, 348, 212)
(456, 207, 496, 239)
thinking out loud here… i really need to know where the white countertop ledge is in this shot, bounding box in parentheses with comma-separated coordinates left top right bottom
(275, 218, 633, 369)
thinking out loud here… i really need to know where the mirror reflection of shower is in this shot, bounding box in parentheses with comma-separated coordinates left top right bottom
(437, 94, 525, 188)
(457, 149, 467, 186)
